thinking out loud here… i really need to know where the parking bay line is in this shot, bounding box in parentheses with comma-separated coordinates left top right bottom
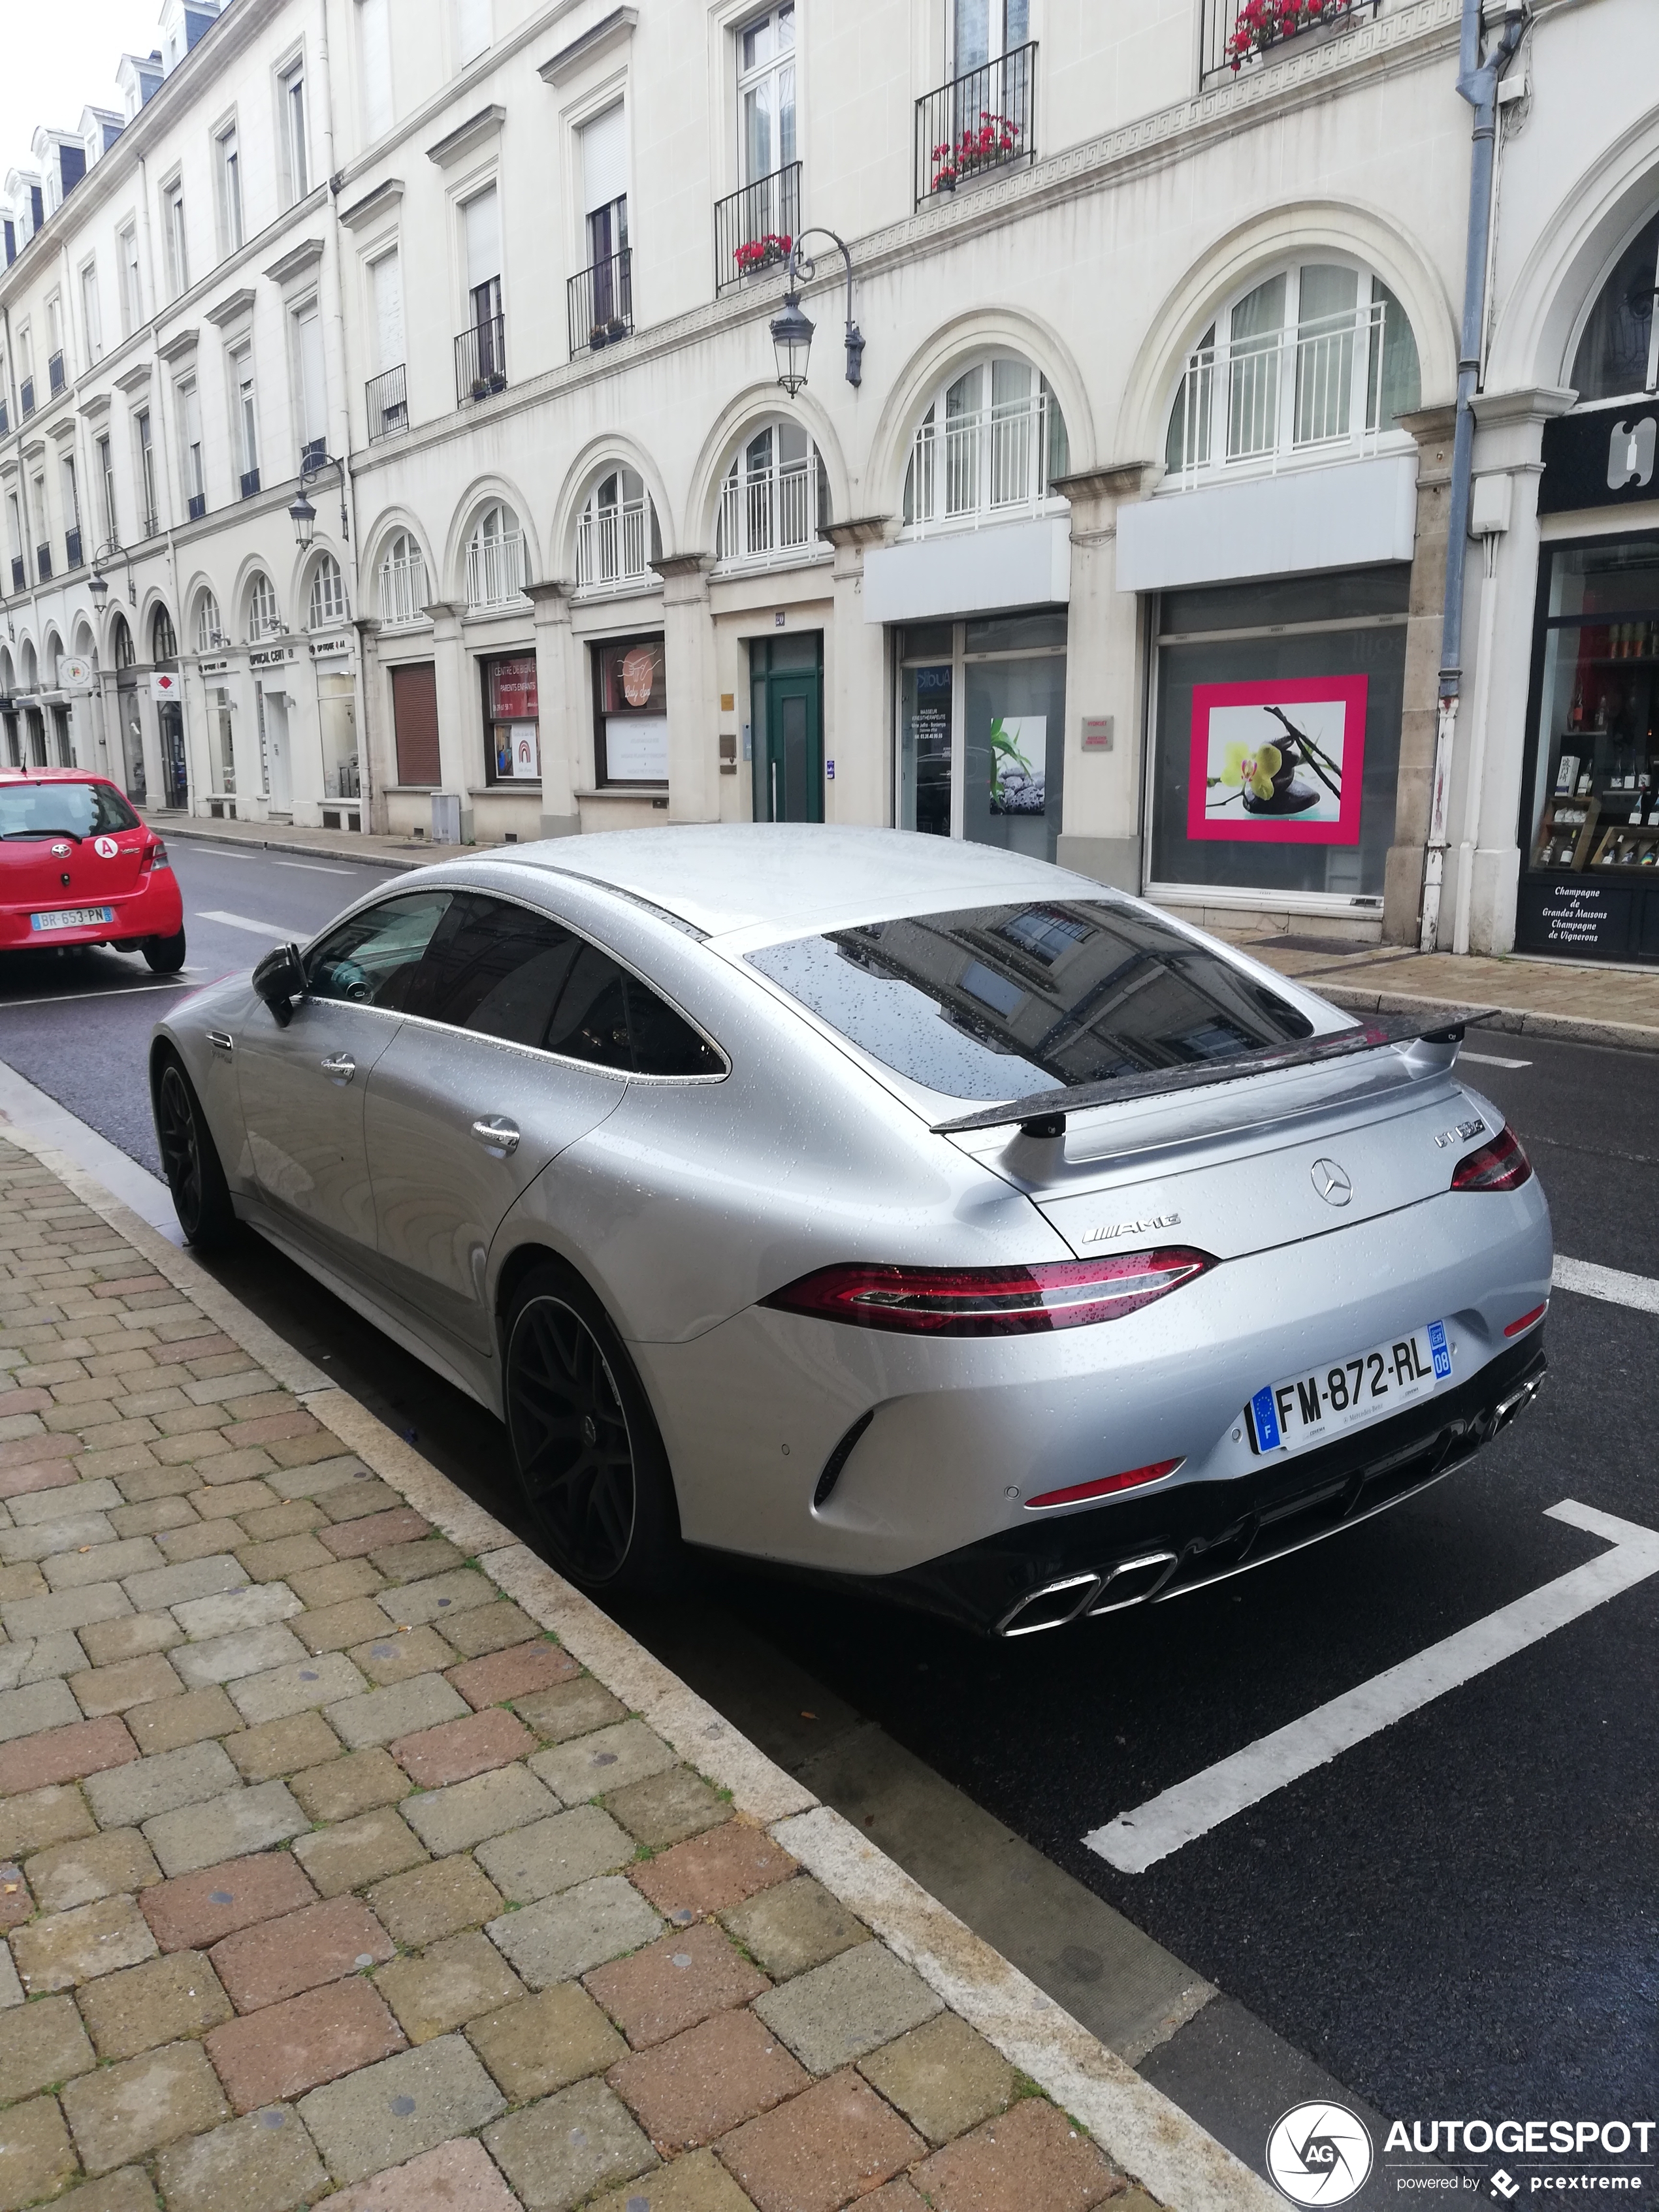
(193, 910, 304, 938)
(1552, 1254, 1659, 1315)
(272, 860, 355, 875)
(1460, 1050, 1532, 1068)
(1084, 1499, 1659, 1874)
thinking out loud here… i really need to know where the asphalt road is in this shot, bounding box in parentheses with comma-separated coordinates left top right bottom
(1, 835, 1653, 2194)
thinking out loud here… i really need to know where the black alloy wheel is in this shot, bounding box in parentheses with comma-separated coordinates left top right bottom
(153, 1057, 235, 1250)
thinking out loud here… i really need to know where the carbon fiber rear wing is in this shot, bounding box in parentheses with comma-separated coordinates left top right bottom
(929, 1014, 1487, 1137)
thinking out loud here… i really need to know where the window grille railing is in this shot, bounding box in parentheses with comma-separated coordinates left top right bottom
(240, 467, 261, 499)
(378, 553, 428, 626)
(1202, 0, 1379, 78)
(455, 313, 507, 406)
(187, 492, 206, 522)
(568, 251, 633, 357)
(576, 496, 652, 592)
(717, 454, 822, 569)
(914, 42, 1036, 210)
(1165, 299, 1388, 485)
(366, 364, 407, 442)
(48, 351, 64, 396)
(141, 510, 159, 541)
(466, 528, 526, 611)
(9, 557, 24, 594)
(714, 161, 801, 297)
(301, 437, 327, 470)
(0, 401, 8, 436)
(905, 393, 1057, 534)
(35, 544, 51, 583)
(65, 527, 81, 569)
(20, 378, 34, 418)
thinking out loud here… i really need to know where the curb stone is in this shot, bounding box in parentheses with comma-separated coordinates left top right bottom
(1313, 980, 1659, 1054)
(0, 1117, 1279, 2212)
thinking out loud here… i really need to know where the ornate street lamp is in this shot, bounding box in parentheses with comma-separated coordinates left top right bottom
(770, 228, 864, 396)
(87, 539, 135, 613)
(289, 451, 350, 550)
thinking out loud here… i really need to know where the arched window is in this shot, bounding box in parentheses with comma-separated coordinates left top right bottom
(152, 605, 177, 663)
(575, 467, 660, 593)
(378, 530, 428, 626)
(1165, 262, 1421, 481)
(308, 553, 347, 630)
(1570, 212, 1659, 402)
(111, 615, 135, 672)
(247, 573, 281, 641)
(903, 355, 1069, 532)
(715, 421, 829, 568)
(45, 635, 63, 689)
(19, 641, 37, 692)
(195, 591, 222, 654)
(466, 502, 526, 611)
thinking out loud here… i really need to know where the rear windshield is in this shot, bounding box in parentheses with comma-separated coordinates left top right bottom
(746, 899, 1314, 1103)
(0, 781, 139, 840)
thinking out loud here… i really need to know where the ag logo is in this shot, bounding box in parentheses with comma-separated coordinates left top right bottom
(93, 835, 120, 859)
(1607, 416, 1656, 492)
(1266, 2101, 1374, 2205)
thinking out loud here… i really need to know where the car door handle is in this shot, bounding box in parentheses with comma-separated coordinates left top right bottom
(320, 1052, 357, 1085)
(470, 1116, 520, 1158)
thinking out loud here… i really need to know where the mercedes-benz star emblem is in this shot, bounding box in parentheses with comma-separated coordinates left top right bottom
(1310, 1158, 1353, 1208)
(581, 1415, 598, 1447)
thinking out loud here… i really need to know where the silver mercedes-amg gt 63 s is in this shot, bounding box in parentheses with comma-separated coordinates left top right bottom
(151, 827, 1550, 1635)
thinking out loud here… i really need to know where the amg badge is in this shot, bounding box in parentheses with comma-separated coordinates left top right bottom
(1082, 1213, 1182, 1244)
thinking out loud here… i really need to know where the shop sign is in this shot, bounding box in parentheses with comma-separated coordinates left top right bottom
(489, 656, 538, 719)
(1517, 875, 1635, 957)
(1538, 408, 1659, 516)
(620, 645, 656, 706)
(250, 646, 294, 669)
(197, 658, 231, 677)
(1186, 676, 1368, 845)
(150, 671, 181, 703)
(59, 657, 93, 691)
(310, 635, 353, 661)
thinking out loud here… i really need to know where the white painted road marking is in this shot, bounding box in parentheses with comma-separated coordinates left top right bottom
(193, 910, 302, 938)
(1085, 1500, 1659, 1874)
(1460, 1050, 1532, 1069)
(272, 860, 355, 875)
(1551, 1255, 1659, 1316)
(0, 978, 204, 1010)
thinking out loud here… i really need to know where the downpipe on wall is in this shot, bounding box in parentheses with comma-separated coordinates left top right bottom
(1420, 0, 1526, 955)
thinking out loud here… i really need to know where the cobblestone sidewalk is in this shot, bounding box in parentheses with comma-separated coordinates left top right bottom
(0, 1135, 1266, 2212)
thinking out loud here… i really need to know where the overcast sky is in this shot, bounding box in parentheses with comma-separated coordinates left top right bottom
(1, 2, 163, 186)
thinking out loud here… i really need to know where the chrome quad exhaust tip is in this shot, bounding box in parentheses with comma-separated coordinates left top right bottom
(996, 1551, 1180, 1638)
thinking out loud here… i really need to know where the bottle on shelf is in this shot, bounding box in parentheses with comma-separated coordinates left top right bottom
(1571, 682, 1585, 728)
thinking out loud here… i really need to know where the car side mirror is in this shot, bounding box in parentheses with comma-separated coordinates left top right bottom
(252, 942, 307, 1028)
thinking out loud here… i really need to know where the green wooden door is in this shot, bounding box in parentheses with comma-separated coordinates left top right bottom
(751, 637, 824, 822)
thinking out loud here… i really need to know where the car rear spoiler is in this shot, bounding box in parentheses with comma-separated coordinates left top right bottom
(929, 1014, 1488, 1137)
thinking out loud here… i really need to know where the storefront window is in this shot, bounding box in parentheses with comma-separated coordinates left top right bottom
(594, 633, 667, 784)
(1148, 568, 1408, 902)
(483, 653, 540, 783)
(895, 611, 1066, 862)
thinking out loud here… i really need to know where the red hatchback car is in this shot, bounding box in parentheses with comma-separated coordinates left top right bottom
(0, 772, 185, 971)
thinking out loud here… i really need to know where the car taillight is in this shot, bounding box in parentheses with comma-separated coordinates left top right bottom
(762, 1247, 1216, 1336)
(1451, 1124, 1531, 1192)
(1026, 1460, 1183, 1511)
(144, 837, 170, 871)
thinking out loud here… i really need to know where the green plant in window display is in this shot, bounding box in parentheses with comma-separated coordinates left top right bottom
(988, 715, 1044, 813)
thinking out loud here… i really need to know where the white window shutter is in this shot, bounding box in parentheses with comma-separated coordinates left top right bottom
(464, 187, 500, 291)
(457, 0, 491, 64)
(371, 251, 404, 374)
(358, 0, 394, 139)
(582, 104, 627, 215)
(297, 306, 327, 447)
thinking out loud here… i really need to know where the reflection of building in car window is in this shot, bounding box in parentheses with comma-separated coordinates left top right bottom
(305, 893, 453, 1004)
(0, 780, 140, 839)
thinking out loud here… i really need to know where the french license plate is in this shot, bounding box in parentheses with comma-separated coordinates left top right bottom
(1246, 1321, 1452, 1456)
(30, 908, 114, 931)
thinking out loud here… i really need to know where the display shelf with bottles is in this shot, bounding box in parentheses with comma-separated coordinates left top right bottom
(1532, 792, 1600, 870)
(1588, 824, 1659, 868)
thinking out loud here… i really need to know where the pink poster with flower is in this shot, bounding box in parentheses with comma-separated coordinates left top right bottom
(1186, 675, 1368, 844)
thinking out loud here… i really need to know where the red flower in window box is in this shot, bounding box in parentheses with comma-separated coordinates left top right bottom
(735, 232, 793, 274)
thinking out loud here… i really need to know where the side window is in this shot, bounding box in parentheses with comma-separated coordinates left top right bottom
(545, 943, 633, 1069)
(306, 891, 453, 1006)
(624, 977, 723, 1076)
(413, 893, 581, 1046)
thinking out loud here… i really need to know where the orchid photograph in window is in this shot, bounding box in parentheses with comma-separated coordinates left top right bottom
(1187, 676, 1368, 842)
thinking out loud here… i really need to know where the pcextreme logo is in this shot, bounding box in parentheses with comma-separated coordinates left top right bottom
(1268, 2102, 1375, 2205)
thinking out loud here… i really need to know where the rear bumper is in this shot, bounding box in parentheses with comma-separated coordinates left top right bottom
(0, 877, 183, 950)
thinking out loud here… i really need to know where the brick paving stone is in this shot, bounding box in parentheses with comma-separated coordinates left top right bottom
(153, 2102, 328, 2212)
(323, 2136, 523, 2212)
(608, 2006, 810, 2151)
(280, 1460, 376, 1503)
(0, 1673, 79, 1740)
(172, 1622, 309, 1689)
(292, 1806, 429, 1897)
(436, 1598, 540, 1659)
(632, 1827, 797, 1923)
(108, 1495, 197, 1538)
(189, 1479, 280, 1522)
(225, 1708, 340, 1781)
(138, 1849, 317, 1952)
(10, 1479, 122, 1526)
(0, 1857, 29, 1928)
(367, 1537, 464, 1586)
(476, 1804, 634, 1904)
(144, 1778, 310, 1877)
(513, 1676, 628, 1744)
(720, 1878, 867, 1981)
(211, 1895, 395, 2011)
(85, 1739, 240, 1828)
(0, 1458, 77, 1501)
(0, 1782, 97, 1858)
(588, 2146, 756, 2212)
(374, 1930, 526, 2044)
(0, 1629, 98, 1690)
(298, 2032, 506, 2187)
(27, 1827, 161, 1914)
(125, 1683, 242, 1755)
(79, 1612, 182, 1666)
(532, 1721, 677, 1804)
(123, 1556, 246, 1611)
(585, 1923, 769, 2052)
(39, 2168, 159, 2212)
(447, 1639, 577, 1710)
(289, 1746, 409, 1823)
(392, 1707, 535, 1789)
(366, 1853, 504, 1947)
(0, 1562, 47, 1602)
(313, 1477, 407, 1524)
(113, 1465, 205, 1505)
(228, 1650, 368, 1724)
(604, 1766, 733, 1852)
(1, 1582, 133, 1639)
(465, 1981, 627, 2103)
(327, 1671, 469, 1750)
(321, 1506, 431, 1558)
(0, 1508, 115, 1563)
(487, 1874, 664, 1989)
(46, 1536, 167, 1590)
(206, 1978, 408, 2114)
(486, 2076, 657, 2212)
(858, 2013, 1017, 2146)
(717, 2069, 925, 2212)
(12, 1892, 159, 1991)
(375, 1568, 497, 1628)
(346, 1624, 455, 1686)
(236, 1535, 333, 1582)
(236, 1499, 327, 1541)
(76, 1949, 234, 2058)
(157, 1516, 257, 1564)
(61, 2040, 231, 2174)
(0, 1990, 97, 2098)
(0, 2094, 78, 2207)
(401, 1763, 560, 1855)
(754, 1943, 942, 2076)
(69, 1651, 184, 1718)
(910, 2098, 1123, 2212)
(171, 1585, 301, 1640)
(292, 1597, 402, 1655)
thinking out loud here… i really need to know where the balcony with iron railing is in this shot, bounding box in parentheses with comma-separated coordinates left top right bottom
(466, 529, 527, 613)
(187, 492, 206, 521)
(366, 364, 408, 442)
(1202, 0, 1379, 79)
(65, 527, 81, 569)
(9, 557, 23, 595)
(378, 552, 428, 626)
(35, 544, 51, 583)
(141, 510, 159, 541)
(903, 393, 1061, 536)
(914, 43, 1036, 210)
(714, 162, 801, 298)
(1164, 298, 1391, 486)
(569, 251, 633, 358)
(576, 496, 654, 595)
(717, 455, 824, 571)
(20, 378, 34, 418)
(455, 314, 507, 406)
(240, 468, 261, 499)
(48, 351, 64, 396)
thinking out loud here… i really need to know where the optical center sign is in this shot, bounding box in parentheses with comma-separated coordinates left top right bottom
(1187, 675, 1368, 846)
